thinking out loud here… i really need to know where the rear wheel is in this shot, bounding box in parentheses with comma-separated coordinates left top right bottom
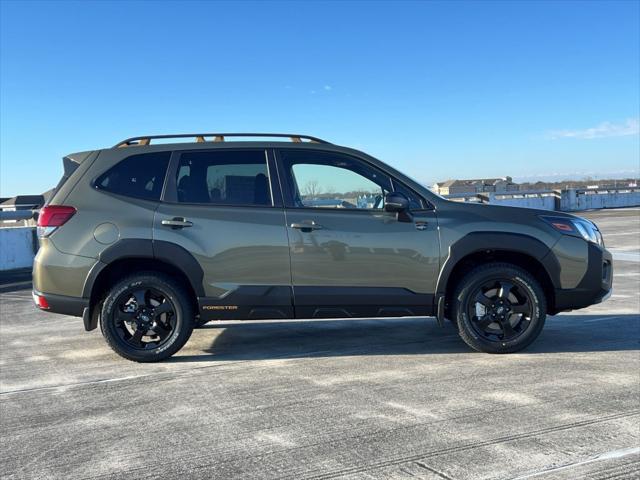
(453, 263, 546, 353)
(100, 273, 194, 362)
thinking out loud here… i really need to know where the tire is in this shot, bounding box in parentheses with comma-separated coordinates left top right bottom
(100, 272, 195, 362)
(452, 263, 546, 354)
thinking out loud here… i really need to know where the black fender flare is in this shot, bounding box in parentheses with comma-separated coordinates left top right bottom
(435, 231, 561, 300)
(82, 239, 205, 330)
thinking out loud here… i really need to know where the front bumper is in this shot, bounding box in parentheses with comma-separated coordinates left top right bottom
(553, 243, 613, 312)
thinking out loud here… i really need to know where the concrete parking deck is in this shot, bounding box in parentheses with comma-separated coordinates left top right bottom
(1, 208, 638, 479)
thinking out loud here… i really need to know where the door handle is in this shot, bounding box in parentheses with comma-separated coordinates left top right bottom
(161, 217, 193, 229)
(415, 221, 428, 231)
(290, 221, 323, 232)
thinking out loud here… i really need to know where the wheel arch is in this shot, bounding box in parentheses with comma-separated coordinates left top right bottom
(82, 239, 203, 330)
(436, 232, 560, 318)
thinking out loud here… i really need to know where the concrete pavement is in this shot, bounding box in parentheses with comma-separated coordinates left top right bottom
(1, 208, 638, 479)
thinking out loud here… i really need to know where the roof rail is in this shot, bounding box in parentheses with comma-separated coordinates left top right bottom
(114, 133, 330, 148)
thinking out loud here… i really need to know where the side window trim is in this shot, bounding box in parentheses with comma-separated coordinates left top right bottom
(160, 150, 179, 202)
(267, 149, 284, 208)
(163, 148, 281, 208)
(163, 151, 180, 203)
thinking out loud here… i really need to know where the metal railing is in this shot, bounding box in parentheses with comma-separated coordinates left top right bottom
(0, 209, 38, 227)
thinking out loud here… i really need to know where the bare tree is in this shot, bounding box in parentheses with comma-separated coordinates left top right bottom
(302, 180, 322, 198)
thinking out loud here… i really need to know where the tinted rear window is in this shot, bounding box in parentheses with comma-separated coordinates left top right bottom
(176, 150, 271, 206)
(95, 152, 171, 201)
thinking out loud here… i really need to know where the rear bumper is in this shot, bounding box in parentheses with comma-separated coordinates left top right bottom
(32, 238, 96, 299)
(553, 243, 613, 312)
(32, 289, 88, 317)
(32, 239, 94, 322)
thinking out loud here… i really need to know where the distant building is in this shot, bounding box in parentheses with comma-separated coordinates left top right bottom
(433, 176, 518, 196)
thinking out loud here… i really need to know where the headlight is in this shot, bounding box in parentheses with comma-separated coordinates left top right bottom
(540, 216, 604, 246)
(573, 219, 603, 245)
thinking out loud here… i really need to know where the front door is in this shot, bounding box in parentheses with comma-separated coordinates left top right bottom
(155, 148, 293, 320)
(276, 149, 440, 318)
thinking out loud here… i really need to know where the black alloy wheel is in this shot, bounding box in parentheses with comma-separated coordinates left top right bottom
(467, 279, 533, 342)
(114, 287, 176, 350)
(453, 263, 547, 354)
(101, 273, 194, 362)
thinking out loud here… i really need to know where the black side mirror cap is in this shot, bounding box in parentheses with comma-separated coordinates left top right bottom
(384, 192, 409, 212)
(384, 192, 413, 222)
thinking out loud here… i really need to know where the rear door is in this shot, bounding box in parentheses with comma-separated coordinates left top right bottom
(155, 148, 293, 320)
(276, 148, 440, 319)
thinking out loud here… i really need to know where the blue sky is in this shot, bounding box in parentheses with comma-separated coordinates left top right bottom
(1, 0, 638, 196)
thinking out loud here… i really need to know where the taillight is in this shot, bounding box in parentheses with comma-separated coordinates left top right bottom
(37, 205, 76, 237)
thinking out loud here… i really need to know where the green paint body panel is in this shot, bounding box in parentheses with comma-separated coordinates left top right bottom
(285, 209, 439, 294)
(153, 204, 291, 298)
(33, 239, 96, 298)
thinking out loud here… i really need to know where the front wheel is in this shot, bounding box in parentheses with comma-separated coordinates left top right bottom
(100, 273, 194, 362)
(453, 263, 546, 354)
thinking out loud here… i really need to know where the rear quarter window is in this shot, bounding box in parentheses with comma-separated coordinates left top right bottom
(95, 152, 171, 201)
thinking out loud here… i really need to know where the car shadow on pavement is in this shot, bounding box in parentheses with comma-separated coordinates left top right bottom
(170, 313, 640, 362)
(0, 268, 32, 293)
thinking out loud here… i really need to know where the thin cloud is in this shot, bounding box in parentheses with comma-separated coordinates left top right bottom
(323, 85, 332, 91)
(548, 118, 639, 139)
(515, 169, 640, 182)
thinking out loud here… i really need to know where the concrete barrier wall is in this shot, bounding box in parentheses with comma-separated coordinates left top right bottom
(491, 197, 557, 210)
(0, 227, 37, 271)
(561, 189, 640, 211)
(487, 193, 558, 210)
(445, 188, 639, 211)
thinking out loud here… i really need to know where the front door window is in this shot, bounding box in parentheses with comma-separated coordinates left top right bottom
(279, 150, 392, 210)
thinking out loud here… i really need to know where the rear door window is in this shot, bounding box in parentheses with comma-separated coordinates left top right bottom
(175, 150, 272, 206)
(95, 152, 171, 201)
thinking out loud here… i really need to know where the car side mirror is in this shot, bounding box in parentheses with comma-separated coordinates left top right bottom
(384, 192, 413, 222)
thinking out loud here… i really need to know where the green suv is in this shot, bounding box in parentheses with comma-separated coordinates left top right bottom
(33, 133, 613, 362)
